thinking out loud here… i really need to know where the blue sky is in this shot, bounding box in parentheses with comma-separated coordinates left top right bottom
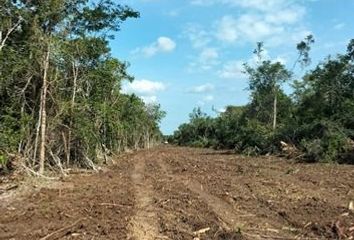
(110, 0, 354, 134)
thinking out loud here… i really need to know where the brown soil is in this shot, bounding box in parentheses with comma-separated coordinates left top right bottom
(1, 146, 353, 239)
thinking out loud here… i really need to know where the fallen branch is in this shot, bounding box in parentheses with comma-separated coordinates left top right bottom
(4, 185, 18, 191)
(49, 149, 67, 177)
(349, 201, 354, 211)
(21, 163, 58, 180)
(193, 227, 210, 236)
(98, 203, 132, 208)
(243, 232, 319, 240)
(83, 154, 98, 172)
(0, 185, 18, 194)
(39, 218, 85, 240)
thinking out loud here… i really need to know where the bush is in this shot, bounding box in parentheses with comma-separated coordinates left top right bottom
(236, 119, 274, 155)
(299, 121, 350, 162)
(0, 153, 9, 174)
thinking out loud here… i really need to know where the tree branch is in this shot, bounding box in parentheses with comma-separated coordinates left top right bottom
(0, 18, 23, 51)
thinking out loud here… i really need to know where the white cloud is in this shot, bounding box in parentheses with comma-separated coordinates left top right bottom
(191, 0, 216, 6)
(200, 48, 219, 61)
(122, 79, 166, 95)
(215, 9, 305, 45)
(192, 0, 307, 46)
(265, 7, 305, 24)
(192, 0, 297, 12)
(273, 56, 287, 65)
(197, 94, 215, 106)
(132, 37, 176, 57)
(226, 0, 294, 12)
(203, 95, 214, 101)
(219, 51, 287, 80)
(188, 83, 215, 93)
(288, 29, 312, 43)
(122, 79, 166, 104)
(217, 107, 226, 113)
(188, 0, 309, 79)
(219, 60, 245, 79)
(216, 14, 284, 43)
(189, 47, 220, 71)
(183, 24, 211, 49)
(334, 23, 345, 30)
(141, 95, 158, 104)
(197, 100, 206, 106)
(215, 16, 239, 43)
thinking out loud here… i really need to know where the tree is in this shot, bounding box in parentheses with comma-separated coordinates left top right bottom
(0, 1, 169, 175)
(171, 38, 354, 163)
(294, 35, 315, 70)
(244, 44, 291, 130)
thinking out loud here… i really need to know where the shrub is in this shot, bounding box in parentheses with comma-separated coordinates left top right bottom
(299, 121, 350, 162)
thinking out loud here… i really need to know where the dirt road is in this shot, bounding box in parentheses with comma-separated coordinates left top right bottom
(1, 146, 354, 239)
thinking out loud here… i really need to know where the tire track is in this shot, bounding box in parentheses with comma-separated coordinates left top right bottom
(155, 150, 300, 240)
(156, 157, 243, 231)
(128, 155, 159, 240)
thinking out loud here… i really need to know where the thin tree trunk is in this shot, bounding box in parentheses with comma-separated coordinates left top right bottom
(33, 96, 42, 165)
(39, 46, 50, 174)
(145, 130, 150, 149)
(273, 91, 277, 131)
(19, 75, 33, 153)
(67, 61, 78, 166)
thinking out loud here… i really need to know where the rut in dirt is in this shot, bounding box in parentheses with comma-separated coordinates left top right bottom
(147, 147, 354, 239)
(1, 146, 354, 240)
(128, 153, 159, 240)
(156, 158, 244, 231)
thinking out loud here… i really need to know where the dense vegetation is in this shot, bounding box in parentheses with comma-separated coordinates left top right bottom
(171, 38, 354, 164)
(0, 0, 165, 174)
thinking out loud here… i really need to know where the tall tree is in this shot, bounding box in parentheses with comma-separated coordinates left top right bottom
(0, 1, 168, 175)
(244, 44, 291, 130)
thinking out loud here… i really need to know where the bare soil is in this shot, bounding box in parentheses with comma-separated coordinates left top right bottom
(1, 146, 353, 239)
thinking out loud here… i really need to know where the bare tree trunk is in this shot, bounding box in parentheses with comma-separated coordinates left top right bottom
(33, 107, 41, 165)
(19, 75, 33, 153)
(273, 91, 277, 131)
(39, 46, 50, 174)
(145, 130, 150, 149)
(67, 61, 78, 166)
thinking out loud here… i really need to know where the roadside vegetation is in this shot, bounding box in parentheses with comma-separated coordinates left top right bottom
(1, 1, 353, 178)
(0, 0, 165, 175)
(171, 37, 354, 164)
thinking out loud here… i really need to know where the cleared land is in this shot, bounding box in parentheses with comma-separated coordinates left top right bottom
(1, 146, 354, 239)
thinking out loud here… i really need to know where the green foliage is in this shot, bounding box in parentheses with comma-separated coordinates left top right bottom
(296, 34, 315, 68)
(0, 1, 164, 171)
(298, 121, 350, 162)
(0, 154, 7, 167)
(172, 38, 354, 164)
(172, 107, 216, 148)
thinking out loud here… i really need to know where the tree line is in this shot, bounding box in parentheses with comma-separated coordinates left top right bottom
(0, 0, 165, 174)
(171, 37, 354, 164)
